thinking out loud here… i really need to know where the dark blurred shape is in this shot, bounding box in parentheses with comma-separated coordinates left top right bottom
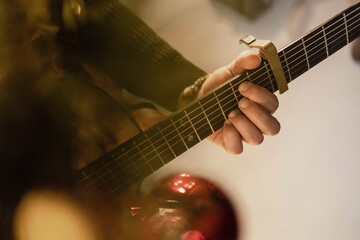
(217, 0, 273, 20)
(352, 37, 360, 61)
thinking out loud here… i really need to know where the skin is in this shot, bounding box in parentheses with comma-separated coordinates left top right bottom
(198, 51, 280, 154)
(13, 51, 280, 240)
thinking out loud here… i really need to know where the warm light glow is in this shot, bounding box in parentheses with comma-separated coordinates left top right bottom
(71, 0, 82, 15)
(178, 187, 186, 193)
(169, 174, 197, 194)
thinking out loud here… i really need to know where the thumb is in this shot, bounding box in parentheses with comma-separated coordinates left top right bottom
(199, 51, 261, 96)
(228, 50, 262, 75)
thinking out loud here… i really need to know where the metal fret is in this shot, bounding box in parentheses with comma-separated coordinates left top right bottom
(345, 2, 360, 41)
(75, 2, 360, 194)
(161, 118, 187, 156)
(199, 101, 215, 133)
(110, 147, 137, 191)
(218, 84, 237, 117)
(144, 133, 166, 167)
(324, 13, 348, 55)
(288, 39, 307, 79)
(122, 145, 143, 182)
(157, 126, 177, 161)
(245, 71, 251, 82)
(246, 64, 263, 85)
(213, 92, 226, 119)
(321, 26, 330, 57)
(112, 149, 134, 191)
(170, 117, 189, 150)
(201, 95, 225, 131)
(279, 51, 292, 82)
(133, 134, 165, 172)
(230, 81, 240, 103)
(133, 140, 155, 176)
(91, 163, 108, 189)
(264, 62, 275, 92)
(301, 38, 310, 70)
(147, 126, 175, 163)
(185, 102, 213, 140)
(77, 170, 93, 191)
(343, 13, 350, 44)
(101, 159, 122, 192)
(171, 111, 200, 149)
(184, 109, 201, 142)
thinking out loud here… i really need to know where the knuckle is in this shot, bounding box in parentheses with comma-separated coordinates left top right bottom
(225, 65, 236, 77)
(247, 84, 259, 95)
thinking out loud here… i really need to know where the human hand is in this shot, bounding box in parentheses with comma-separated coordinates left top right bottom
(198, 51, 280, 154)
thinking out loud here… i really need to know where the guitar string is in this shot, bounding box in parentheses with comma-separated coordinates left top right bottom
(281, 6, 359, 55)
(105, 7, 360, 170)
(173, 14, 360, 140)
(107, 12, 360, 191)
(278, 10, 359, 72)
(105, 12, 360, 172)
(110, 10, 360, 191)
(284, 12, 359, 70)
(78, 67, 269, 188)
(78, 65, 275, 189)
(80, 12, 360, 191)
(78, 5, 360, 189)
(284, 16, 359, 77)
(79, 8, 360, 190)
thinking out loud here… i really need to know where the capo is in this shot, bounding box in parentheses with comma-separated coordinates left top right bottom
(240, 35, 288, 94)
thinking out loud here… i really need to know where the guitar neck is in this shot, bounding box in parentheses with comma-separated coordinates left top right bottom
(76, 2, 360, 194)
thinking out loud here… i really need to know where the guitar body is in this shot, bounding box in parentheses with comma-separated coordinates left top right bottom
(8, 0, 359, 239)
(120, 173, 238, 240)
(72, 2, 360, 239)
(14, 173, 238, 240)
(74, 99, 239, 239)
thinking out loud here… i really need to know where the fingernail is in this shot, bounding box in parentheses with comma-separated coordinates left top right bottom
(239, 98, 250, 109)
(239, 81, 250, 92)
(224, 119, 232, 125)
(228, 109, 241, 118)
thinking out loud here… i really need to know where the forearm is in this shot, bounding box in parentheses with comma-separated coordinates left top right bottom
(73, 0, 206, 111)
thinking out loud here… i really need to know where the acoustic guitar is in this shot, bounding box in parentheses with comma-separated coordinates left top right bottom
(73, 1, 359, 239)
(76, 1, 359, 194)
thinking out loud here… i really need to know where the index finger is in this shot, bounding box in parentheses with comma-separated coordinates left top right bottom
(239, 82, 279, 113)
(202, 51, 261, 94)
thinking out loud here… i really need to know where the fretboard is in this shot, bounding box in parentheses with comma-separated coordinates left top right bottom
(76, 2, 360, 194)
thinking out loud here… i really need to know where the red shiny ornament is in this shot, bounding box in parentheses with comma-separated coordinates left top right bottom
(131, 173, 239, 240)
